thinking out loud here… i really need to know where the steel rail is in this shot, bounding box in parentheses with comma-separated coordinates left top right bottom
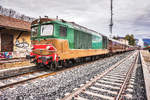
(61, 51, 136, 100)
(0, 67, 43, 80)
(0, 52, 118, 89)
(116, 51, 139, 100)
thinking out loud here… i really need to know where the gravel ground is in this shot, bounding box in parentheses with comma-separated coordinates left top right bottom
(0, 52, 133, 100)
(129, 55, 147, 100)
(119, 52, 147, 100)
(77, 53, 135, 100)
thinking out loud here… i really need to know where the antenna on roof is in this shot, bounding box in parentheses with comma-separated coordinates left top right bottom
(38, 16, 41, 23)
(56, 16, 58, 19)
(44, 16, 48, 18)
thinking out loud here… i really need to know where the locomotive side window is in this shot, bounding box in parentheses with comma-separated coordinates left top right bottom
(60, 26, 67, 37)
(41, 24, 53, 36)
(31, 26, 38, 37)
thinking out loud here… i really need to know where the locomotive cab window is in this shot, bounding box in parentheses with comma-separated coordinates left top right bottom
(31, 26, 38, 37)
(41, 24, 53, 36)
(60, 26, 67, 37)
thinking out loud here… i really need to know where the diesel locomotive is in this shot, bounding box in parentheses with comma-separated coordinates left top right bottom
(26, 18, 133, 69)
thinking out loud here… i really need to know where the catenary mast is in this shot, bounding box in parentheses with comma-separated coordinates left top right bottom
(109, 0, 113, 37)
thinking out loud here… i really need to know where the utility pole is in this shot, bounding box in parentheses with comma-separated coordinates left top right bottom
(109, 0, 113, 38)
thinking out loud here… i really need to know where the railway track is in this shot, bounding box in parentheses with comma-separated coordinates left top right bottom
(0, 56, 113, 90)
(0, 68, 53, 89)
(61, 51, 139, 100)
(0, 54, 118, 90)
(0, 62, 91, 90)
(0, 52, 132, 91)
(0, 51, 137, 100)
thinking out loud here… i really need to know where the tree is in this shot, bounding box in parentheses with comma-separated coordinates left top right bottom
(125, 34, 135, 46)
(113, 36, 118, 40)
(9, 9, 16, 17)
(0, 5, 35, 22)
(113, 36, 119, 40)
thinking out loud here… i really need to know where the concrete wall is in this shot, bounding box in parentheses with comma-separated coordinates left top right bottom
(13, 31, 31, 58)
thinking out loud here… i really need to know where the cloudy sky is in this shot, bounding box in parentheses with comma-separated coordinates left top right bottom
(0, 0, 150, 39)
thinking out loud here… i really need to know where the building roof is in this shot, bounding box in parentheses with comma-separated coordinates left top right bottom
(0, 14, 31, 31)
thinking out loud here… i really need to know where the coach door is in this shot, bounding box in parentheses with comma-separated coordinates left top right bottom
(1, 33, 13, 52)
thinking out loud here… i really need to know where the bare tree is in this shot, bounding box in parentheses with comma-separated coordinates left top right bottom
(9, 9, 16, 17)
(0, 5, 35, 22)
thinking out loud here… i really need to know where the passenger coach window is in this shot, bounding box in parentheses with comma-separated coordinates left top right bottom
(60, 26, 67, 37)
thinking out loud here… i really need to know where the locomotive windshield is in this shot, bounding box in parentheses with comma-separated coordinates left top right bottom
(31, 26, 38, 37)
(40, 24, 53, 36)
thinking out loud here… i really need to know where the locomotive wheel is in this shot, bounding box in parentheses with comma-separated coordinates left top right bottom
(80, 58, 84, 64)
(47, 63, 53, 69)
(54, 61, 59, 69)
(37, 63, 44, 68)
(62, 61, 69, 68)
(91, 56, 95, 61)
(68, 60, 74, 67)
(47, 61, 58, 70)
(71, 59, 76, 65)
(52, 61, 58, 71)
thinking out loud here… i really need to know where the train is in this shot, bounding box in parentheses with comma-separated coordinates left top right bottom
(26, 17, 134, 69)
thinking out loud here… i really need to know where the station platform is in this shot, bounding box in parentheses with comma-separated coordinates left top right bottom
(0, 58, 34, 70)
(0, 58, 36, 78)
(140, 50, 150, 100)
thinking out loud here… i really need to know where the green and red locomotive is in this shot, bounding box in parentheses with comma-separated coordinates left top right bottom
(26, 17, 133, 69)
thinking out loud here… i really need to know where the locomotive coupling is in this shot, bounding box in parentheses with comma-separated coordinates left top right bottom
(38, 56, 53, 62)
(38, 56, 53, 65)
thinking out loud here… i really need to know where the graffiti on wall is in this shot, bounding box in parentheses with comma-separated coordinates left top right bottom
(12, 32, 31, 58)
(14, 37, 31, 58)
(15, 31, 29, 49)
(0, 52, 12, 59)
(15, 38, 29, 49)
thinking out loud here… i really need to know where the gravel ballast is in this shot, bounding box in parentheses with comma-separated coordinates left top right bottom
(0, 52, 133, 100)
(129, 54, 147, 100)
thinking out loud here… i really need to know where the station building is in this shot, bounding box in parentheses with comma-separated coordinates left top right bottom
(118, 37, 129, 45)
(0, 15, 31, 59)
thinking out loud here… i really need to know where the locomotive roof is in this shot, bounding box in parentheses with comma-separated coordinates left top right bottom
(31, 18, 134, 47)
(31, 18, 56, 25)
(31, 18, 106, 37)
(67, 21, 105, 37)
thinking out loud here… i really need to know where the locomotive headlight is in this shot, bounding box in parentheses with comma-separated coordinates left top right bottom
(46, 46, 51, 50)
